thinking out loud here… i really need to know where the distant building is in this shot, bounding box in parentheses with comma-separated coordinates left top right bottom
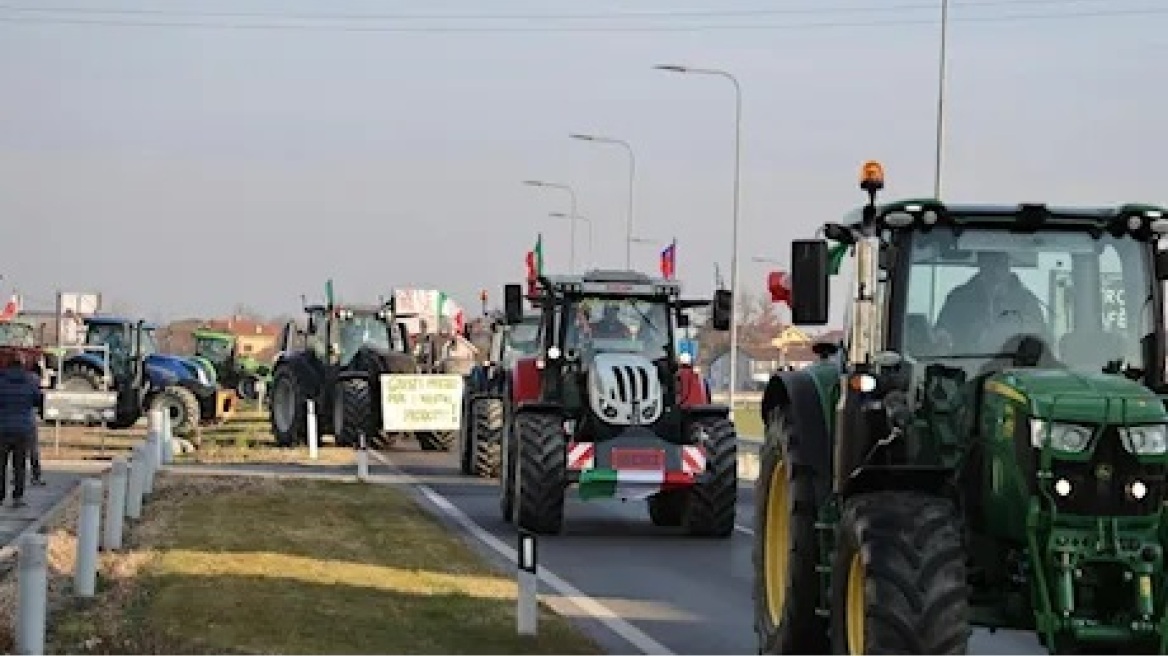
(204, 317, 282, 359)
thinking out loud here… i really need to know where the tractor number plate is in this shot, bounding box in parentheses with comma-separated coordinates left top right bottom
(611, 448, 665, 471)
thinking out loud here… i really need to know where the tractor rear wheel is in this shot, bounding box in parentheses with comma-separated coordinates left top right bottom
(334, 378, 371, 448)
(754, 408, 830, 654)
(830, 491, 969, 655)
(516, 412, 566, 535)
(682, 415, 737, 537)
(472, 398, 504, 478)
(60, 364, 101, 391)
(648, 490, 686, 527)
(150, 386, 201, 437)
(270, 368, 307, 447)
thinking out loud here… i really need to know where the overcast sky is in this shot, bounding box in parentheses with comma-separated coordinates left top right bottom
(1, 0, 1164, 327)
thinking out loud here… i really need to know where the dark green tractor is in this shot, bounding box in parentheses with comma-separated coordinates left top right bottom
(754, 160, 1168, 654)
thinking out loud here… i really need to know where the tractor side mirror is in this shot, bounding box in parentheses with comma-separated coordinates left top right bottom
(1156, 250, 1168, 281)
(503, 284, 524, 325)
(790, 239, 830, 325)
(711, 289, 732, 331)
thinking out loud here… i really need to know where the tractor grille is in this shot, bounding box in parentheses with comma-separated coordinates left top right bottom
(608, 364, 654, 404)
(1049, 427, 1165, 517)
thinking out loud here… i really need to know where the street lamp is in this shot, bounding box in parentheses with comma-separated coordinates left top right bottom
(934, 0, 950, 198)
(655, 63, 744, 420)
(523, 180, 579, 273)
(549, 211, 594, 265)
(569, 133, 637, 268)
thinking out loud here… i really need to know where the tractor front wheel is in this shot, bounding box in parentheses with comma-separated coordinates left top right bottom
(417, 431, 456, 452)
(682, 415, 737, 537)
(334, 378, 371, 448)
(516, 412, 566, 535)
(830, 491, 969, 655)
(471, 398, 504, 478)
(754, 408, 829, 654)
(270, 368, 307, 447)
(150, 386, 201, 437)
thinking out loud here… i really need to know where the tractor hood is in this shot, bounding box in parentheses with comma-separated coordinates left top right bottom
(146, 354, 214, 387)
(986, 369, 1168, 425)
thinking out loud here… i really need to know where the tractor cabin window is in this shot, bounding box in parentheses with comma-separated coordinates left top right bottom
(901, 227, 1152, 376)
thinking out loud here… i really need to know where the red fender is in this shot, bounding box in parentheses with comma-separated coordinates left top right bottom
(510, 356, 542, 404)
(677, 364, 709, 407)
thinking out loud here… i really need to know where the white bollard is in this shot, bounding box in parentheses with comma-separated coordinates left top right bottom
(148, 409, 165, 468)
(103, 457, 128, 551)
(15, 533, 47, 655)
(125, 445, 146, 520)
(517, 531, 538, 636)
(306, 400, 319, 460)
(142, 434, 158, 495)
(74, 479, 103, 597)
(356, 432, 369, 481)
(161, 411, 174, 464)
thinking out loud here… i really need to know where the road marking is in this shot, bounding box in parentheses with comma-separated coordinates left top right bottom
(368, 450, 675, 656)
(735, 524, 754, 535)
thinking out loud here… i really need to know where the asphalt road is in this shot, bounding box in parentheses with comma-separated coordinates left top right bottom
(375, 439, 1051, 656)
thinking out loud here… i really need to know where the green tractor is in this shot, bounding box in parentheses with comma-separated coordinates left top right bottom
(754, 160, 1168, 654)
(191, 328, 272, 402)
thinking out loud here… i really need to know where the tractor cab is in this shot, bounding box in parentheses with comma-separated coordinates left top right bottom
(302, 303, 408, 370)
(763, 160, 1168, 654)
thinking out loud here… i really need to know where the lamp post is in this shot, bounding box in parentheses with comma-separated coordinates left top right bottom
(934, 0, 950, 198)
(548, 212, 593, 266)
(569, 133, 636, 268)
(523, 180, 579, 273)
(655, 63, 744, 419)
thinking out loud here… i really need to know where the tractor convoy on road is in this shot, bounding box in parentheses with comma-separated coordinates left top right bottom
(11, 160, 1168, 654)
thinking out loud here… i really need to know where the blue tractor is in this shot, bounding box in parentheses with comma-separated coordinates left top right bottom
(54, 316, 236, 436)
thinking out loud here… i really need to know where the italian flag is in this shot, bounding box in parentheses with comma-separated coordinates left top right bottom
(526, 234, 543, 294)
(436, 291, 465, 334)
(578, 469, 694, 501)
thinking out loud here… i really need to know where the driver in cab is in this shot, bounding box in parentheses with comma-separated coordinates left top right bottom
(591, 304, 632, 339)
(934, 250, 1049, 353)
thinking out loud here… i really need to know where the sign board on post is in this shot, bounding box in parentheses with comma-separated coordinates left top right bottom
(380, 374, 464, 432)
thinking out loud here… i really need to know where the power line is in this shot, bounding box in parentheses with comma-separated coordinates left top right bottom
(0, 6, 1162, 32)
(0, 0, 1146, 21)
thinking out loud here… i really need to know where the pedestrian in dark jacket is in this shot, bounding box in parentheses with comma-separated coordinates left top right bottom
(0, 351, 42, 507)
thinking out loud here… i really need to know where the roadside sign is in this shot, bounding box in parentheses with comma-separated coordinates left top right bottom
(379, 374, 464, 432)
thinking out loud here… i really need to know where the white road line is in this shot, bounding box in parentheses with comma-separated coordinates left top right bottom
(368, 450, 675, 656)
(734, 525, 754, 535)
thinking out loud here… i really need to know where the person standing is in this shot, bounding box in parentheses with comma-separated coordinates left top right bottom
(0, 351, 42, 507)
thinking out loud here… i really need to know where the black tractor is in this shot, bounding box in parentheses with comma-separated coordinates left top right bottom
(268, 296, 430, 448)
(458, 312, 541, 478)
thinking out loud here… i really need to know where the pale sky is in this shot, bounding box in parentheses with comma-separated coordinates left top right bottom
(1, 0, 1165, 328)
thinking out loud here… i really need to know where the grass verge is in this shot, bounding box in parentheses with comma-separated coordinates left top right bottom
(46, 475, 602, 655)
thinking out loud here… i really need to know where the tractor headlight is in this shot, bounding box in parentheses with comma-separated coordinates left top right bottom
(1119, 424, 1168, 455)
(546, 346, 561, 360)
(1030, 419, 1092, 453)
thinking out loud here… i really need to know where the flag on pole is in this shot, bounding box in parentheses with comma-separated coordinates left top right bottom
(660, 239, 677, 279)
(0, 295, 17, 320)
(828, 243, 849, 276)
(768, 271, 791, 305)
(526, 234, 544, 295)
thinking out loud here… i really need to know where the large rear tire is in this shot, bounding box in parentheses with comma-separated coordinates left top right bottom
(150, 386, 201, 437)
(648, 490, 686, 527)
(516, 412, 566, 535)
(270, 368, 307, 447)
(830, 491, 970, 655)
(754, 409, 830, 654)
(682, 415, 737, 537)
(472, 398, 504, 478)
(334, 378, 371, 448)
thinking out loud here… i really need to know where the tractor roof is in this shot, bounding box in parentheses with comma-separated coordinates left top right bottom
(843, 199, 1168, 231)
(541, 268, 681, 297)
(304, 303, 393, 316)
(84, 316, 158, 330)
(192, 328, 234, 339)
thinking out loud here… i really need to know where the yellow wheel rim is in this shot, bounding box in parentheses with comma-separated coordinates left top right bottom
(763, 461, 790, 624)
(846, 552, 866, 655)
